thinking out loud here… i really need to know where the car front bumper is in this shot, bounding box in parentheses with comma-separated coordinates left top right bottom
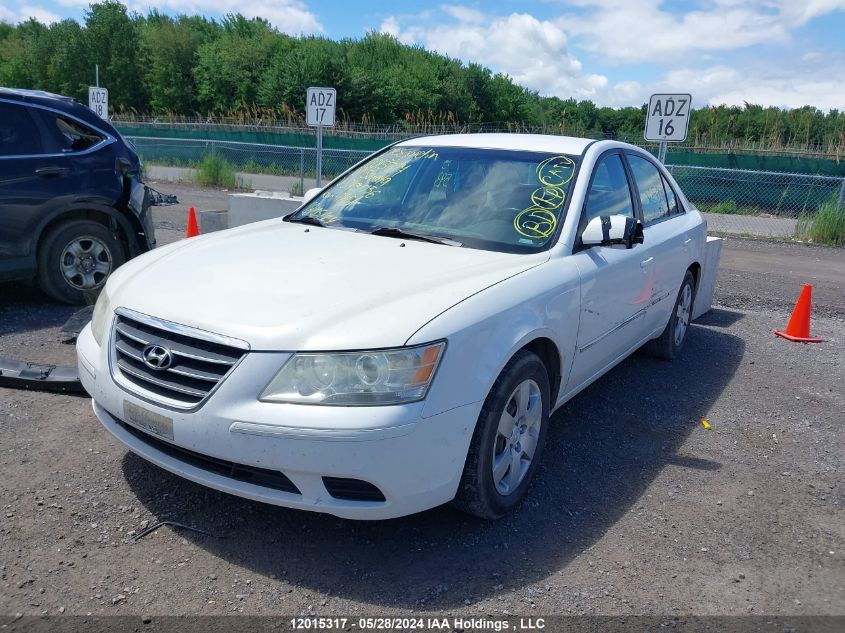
(77, 323, 479, 520)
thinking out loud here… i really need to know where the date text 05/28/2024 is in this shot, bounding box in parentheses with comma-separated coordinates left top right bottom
(289, 616, 547, 631)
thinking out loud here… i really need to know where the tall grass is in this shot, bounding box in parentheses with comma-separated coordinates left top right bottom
(195, 154, 242, 189)
(709, 200, 739, 215)
(795, 200, 845, 245)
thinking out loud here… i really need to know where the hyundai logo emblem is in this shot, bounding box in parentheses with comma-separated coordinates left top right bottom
(142, 344, 173, 370)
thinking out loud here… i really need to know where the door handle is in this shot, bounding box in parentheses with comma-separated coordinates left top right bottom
(640, 256, 654, 269)
(35, 166, 70, 177)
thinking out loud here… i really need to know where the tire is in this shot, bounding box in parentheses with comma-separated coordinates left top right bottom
(37, 219, 126, 305)
(643, 269, 696, 360)
(452, 350, 550, 520)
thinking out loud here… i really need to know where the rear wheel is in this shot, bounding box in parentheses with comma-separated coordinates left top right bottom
(644, 269, 696, 360)
(453, 350, 550, 519)
(37, 219, 125, 305)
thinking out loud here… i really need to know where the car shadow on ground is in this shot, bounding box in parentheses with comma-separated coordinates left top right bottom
(0, 282, 79, 337)
(123, 318, 745, 609)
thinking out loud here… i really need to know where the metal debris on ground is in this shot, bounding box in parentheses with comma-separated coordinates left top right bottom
(130, 520, 224, 544)
(59, 305, 95, 343)
(0, 358, 85, 393)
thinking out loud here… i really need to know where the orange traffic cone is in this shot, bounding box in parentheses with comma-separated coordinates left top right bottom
(773, 284, 822, 343)
(186, 207, 200, 238)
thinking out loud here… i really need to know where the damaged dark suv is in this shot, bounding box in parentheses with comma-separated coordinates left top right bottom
(0, 88, 155, 304)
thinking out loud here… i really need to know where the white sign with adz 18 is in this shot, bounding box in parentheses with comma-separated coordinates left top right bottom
(644, 93, 691, 142)
(306, 87, 336, 127)
(88, 87, 109, 120)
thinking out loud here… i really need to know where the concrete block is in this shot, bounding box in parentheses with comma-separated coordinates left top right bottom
(197, 209, 228, 234)
(692, 236, 723, 321)
(228, 190, 305, 228)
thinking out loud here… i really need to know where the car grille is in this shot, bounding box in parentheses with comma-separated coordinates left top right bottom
(111, 311, 247, 408)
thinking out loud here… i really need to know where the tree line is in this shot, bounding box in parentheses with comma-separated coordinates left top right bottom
(2, 1, 844, 151)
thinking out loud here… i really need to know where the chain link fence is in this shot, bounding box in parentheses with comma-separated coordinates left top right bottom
(130, 136, 845, 243)
(665, 165, 845, 240)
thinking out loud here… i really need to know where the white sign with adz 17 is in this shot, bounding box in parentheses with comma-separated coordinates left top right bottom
(306, 87, 336, 127)
(88, 86, 109, 120)
(644, 93, 691, 142)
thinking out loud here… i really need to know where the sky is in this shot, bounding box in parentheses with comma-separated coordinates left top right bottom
(2, 0, 845, 110)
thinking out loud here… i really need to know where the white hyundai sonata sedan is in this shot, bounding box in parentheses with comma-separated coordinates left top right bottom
(77, 134, 706, 520)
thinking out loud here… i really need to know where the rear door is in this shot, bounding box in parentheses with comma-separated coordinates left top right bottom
(565, 151, 655, 392)
(625, 153, 692, 334)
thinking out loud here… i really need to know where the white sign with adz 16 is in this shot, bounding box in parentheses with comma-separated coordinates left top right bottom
(88, 87, 109, 120)
(306, 87, 336, 127)
(644, 93, 691, 142)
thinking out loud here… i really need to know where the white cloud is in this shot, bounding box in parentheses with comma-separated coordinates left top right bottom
(48, 0, 323, 34)
(659, 58, 845, 111)
(560, 0, 845, 63)
(380, 2, 845, 109)
(380, 8, 610, 101)
(440, 5, 485, 25)
(0, 3, 61, 23)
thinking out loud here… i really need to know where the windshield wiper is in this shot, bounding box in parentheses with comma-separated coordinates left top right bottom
(286, 215, 326, 227)
(370, 226, 461, 246)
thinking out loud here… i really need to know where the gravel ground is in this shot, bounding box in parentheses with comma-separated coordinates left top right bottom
(0, 183, 843, 619)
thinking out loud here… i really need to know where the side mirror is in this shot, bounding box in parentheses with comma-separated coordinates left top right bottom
(582, 214, 644, 249)
(301, 187, 322, 203)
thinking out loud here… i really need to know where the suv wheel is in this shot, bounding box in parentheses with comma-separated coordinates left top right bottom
(452, 350, 550, 519)
(37, 219, 126, 304)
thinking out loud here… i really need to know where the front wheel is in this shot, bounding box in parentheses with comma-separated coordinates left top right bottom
(644, 269, 696, 360)
(37, 219, 126, 305)
(452, 350, 550, 520)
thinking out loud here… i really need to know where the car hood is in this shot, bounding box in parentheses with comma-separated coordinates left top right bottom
(107, 220, 549, 350)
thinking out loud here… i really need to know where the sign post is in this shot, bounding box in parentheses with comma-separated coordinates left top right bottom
(306, 87, 337, 187)
(88, 86, 109, 120)
(644, 93, 692, 164)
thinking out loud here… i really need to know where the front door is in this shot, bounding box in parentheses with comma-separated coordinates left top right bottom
(565, 152, 655, 393)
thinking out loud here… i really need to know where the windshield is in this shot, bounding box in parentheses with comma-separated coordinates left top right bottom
(291, 145, 579, 253)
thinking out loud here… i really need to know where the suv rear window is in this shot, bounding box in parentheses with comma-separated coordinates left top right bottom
(0, 102, 44, 156)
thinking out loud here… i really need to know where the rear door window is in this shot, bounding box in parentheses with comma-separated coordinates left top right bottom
(0, 102, 44, 157)
(662, 175, 682, 215)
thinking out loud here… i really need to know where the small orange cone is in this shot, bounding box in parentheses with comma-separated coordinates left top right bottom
(186, 207, 200, 238)
(773, 284, 822, 343)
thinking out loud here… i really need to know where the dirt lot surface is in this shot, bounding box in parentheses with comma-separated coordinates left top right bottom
(1, 183, 843, 619)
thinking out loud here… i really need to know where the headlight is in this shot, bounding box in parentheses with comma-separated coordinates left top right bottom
(259, 342, 445, 406)
(90, 288, 112, 346)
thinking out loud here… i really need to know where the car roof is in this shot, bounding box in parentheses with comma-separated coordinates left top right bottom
(397, 133, 596, 155)
(0, 87, 75, 106)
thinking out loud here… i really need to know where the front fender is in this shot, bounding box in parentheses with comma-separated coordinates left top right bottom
(410, 259, 581, 419)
